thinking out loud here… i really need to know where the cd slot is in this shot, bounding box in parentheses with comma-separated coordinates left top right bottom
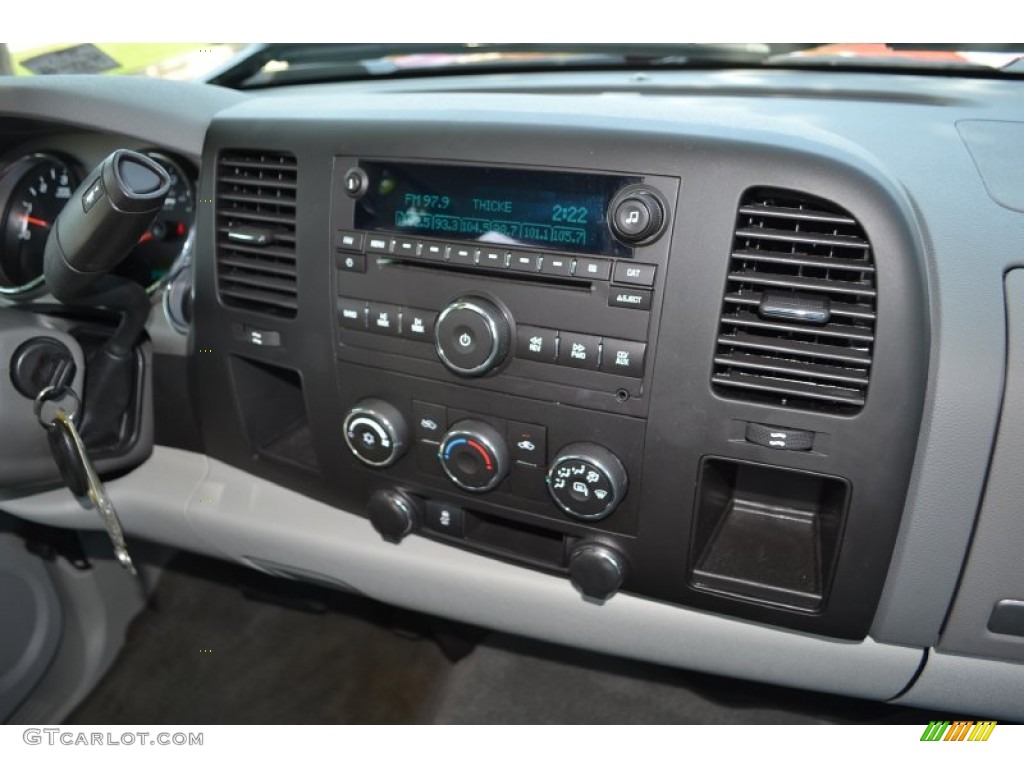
(376, 256, 591, 291)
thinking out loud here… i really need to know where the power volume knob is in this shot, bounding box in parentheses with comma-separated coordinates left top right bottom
(609, 187, 667, 245)
(547, 443, 628, 521)
(343, 398, 408, 468)
(434, 297, 511, 377)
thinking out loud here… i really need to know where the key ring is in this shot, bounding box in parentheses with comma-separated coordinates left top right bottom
(34, 385, 82, 427)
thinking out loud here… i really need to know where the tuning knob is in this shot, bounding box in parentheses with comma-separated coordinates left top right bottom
(608, 186, 667, 245)
(546, 443, 628, 521)
(367, 489, 420, 543)
(438, 419, 509, 492)
(569, 543, 627, 601)
(434, 296, 511, 377)
(343, 399, 408, 468)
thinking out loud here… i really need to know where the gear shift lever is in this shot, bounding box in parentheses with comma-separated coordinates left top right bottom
(43, 150, 171, 441)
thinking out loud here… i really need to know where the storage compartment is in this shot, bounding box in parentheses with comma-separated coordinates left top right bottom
(228, 356, 319, 471)
(689, 458, 848, 612)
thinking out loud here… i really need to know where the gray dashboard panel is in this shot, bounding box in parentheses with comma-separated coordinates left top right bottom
(0, 446, 925, 701)
(938, 269, 1024, 662)
(895, 650, 1024, 721)
(2, 72, 1024, 712)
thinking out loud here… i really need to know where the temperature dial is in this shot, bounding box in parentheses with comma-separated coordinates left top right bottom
(438, 420, 509, 493)
(547, 443, 628, 521)
(343, 399, 408, 468)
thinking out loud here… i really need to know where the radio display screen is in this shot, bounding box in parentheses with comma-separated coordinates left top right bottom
(354, 161, 640, 257)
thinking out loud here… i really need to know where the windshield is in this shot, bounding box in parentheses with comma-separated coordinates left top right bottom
(3, 43, 1023, 87)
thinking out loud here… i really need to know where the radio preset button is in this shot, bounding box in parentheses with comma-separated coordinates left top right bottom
(394, 238, 419, 258)
(609, 288, 652, 311)
(558, 332, 601, 370)
(335, 230, 364, 252)
(613, 261, 657, 287)
(515, 325, 558, 363)
(574, 257, 612, 281)
(420, 241, 446, 261)
(600, 339, 646, 377)
(446, 244, 477, 266)
(509, 251, 541, 273)
(541, 254, 574, 277)
(368, 302, 401, 336)
(338, 298, 367, 330)
(479, 249, 509, 269)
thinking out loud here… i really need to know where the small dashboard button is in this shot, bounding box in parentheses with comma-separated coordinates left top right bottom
(612, 261, 657, 287)
(541, 254, 574, 277)
(366, 235, 393, 254)
(515, 326, 558, 363)
(413, 401, 447, 443)
(509, 251, 541, 273)
(574, 257, 611, 280)
(338, 298, 367, 330)
(368, 302, 401, 336)
(608, 288, 652, 311)
(336, 253, 366, 273)
(335, 230, 364, 252)
(403, 307, 437, 342)
(600, 339, 646, 377)
(558, 332, 601, 370)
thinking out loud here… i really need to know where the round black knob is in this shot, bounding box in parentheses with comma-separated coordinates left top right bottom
(367, 489, 420, 543)
(343, 167, 369, 198)
(343, 398, 408, 468)
(547, 443, 628, 521)
(438, 419, 509, 493)
(569, 543, 627, 601)
(609, 187, 667, 244)
(434, 297, 511, 377)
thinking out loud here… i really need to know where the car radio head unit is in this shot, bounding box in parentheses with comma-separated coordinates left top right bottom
(353, 161, 643, 257)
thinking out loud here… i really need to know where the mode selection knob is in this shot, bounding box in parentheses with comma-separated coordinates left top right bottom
(547, 443, 628, 521)
(608, 186, 667, 245)
(343, 398, 408, 468)
(569, 543, 627, 601)
(434, 296, 511, 377)
(438, 419, 509, 493)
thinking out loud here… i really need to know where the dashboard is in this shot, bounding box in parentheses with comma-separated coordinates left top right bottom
(1, 69, 1024, 722)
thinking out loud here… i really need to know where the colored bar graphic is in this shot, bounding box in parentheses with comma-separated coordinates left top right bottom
(921, 721, 950, 741)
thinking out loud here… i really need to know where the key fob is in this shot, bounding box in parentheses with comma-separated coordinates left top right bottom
(47, 421, 90, 497)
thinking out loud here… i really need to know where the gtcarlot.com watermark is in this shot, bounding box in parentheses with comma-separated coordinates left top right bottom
(23, 729, 203, 747)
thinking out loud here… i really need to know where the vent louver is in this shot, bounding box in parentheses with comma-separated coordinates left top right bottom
(712, 188, 876, 414)
(216, 150, 298, 317)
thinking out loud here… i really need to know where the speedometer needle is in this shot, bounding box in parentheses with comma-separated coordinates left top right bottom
(19, 215, 50, 228)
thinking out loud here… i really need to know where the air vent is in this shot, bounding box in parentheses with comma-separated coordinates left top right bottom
(216, 150, 298, 317)
(712, 188, 876, 414)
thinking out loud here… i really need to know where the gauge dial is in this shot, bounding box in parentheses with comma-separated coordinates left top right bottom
(0, 154, 79, 294)
(117, 152, 195, 292)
